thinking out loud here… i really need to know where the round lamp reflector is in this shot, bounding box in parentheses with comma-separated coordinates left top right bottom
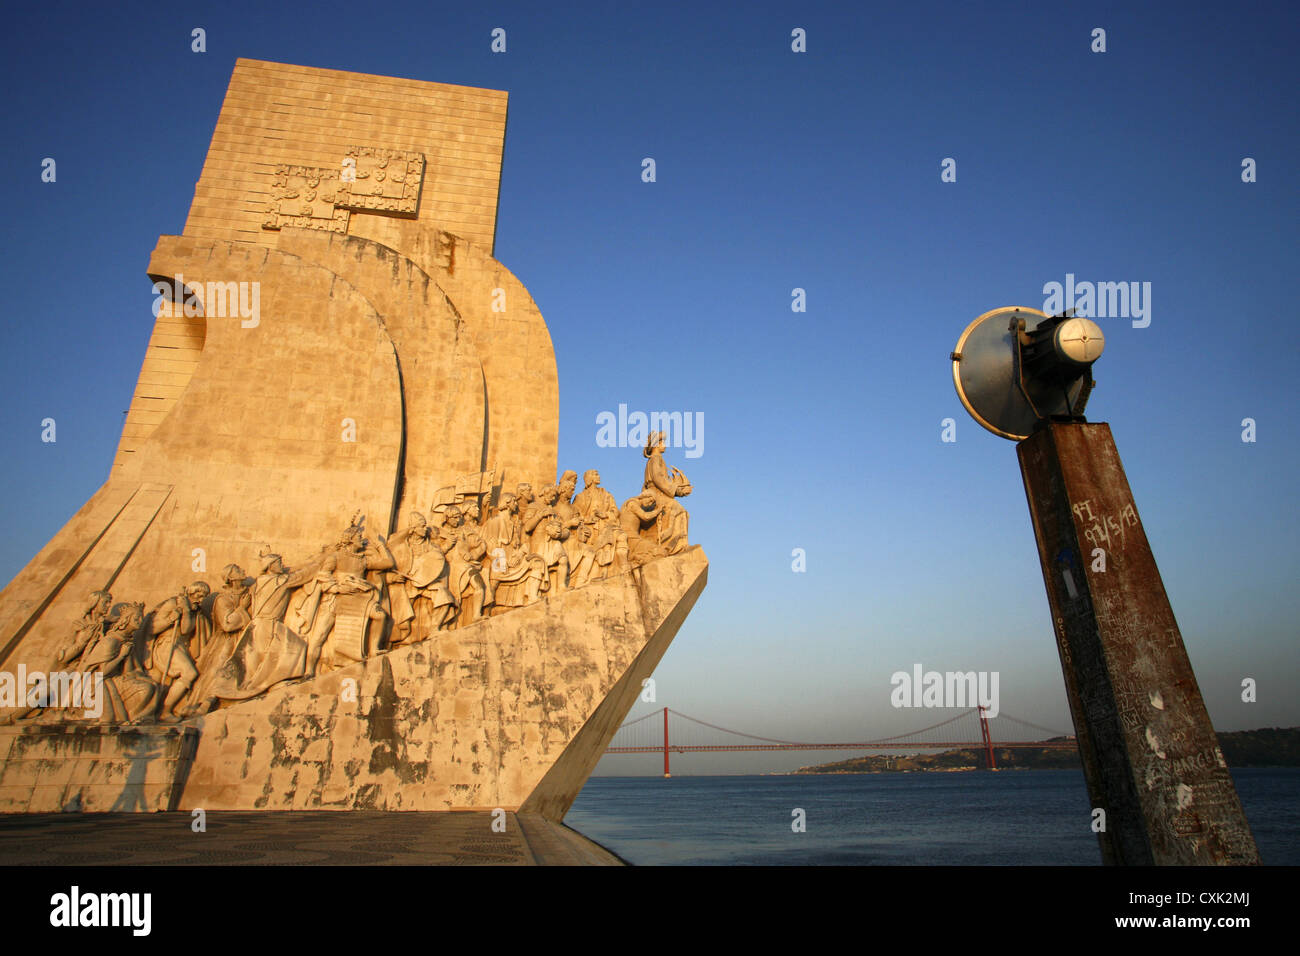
(951, 306, 1094, 441)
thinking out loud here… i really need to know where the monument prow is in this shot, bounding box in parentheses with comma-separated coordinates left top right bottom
(0, 60, 706, 824)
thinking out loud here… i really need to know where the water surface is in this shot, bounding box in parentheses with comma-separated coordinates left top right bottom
(564, 768, 1298, 865)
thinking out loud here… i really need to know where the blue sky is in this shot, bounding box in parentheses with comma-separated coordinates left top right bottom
(1, 0, 1296, 774)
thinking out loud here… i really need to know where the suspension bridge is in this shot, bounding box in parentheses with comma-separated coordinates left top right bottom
(604, 707, 1076, 775)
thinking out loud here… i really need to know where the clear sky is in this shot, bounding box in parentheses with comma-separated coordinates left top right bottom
(1, 0, 1295, 774)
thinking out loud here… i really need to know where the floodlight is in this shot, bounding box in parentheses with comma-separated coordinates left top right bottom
(951, 306, 1104, 440)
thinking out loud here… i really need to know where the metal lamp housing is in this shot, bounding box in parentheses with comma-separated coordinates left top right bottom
(951, 307, 1105, 441)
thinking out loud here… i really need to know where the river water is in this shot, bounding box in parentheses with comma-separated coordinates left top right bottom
(564, 768, 1299, 865)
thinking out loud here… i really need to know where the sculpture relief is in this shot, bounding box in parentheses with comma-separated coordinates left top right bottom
(4, 445, 693, 723)
(88, 603, 162, 724)
(586, 505, 630, 580)
(439, 505, 494, 626)
(574, 469, 617, 529)
(204, 550, 315, 703)
(641, 431, 692, 555)
(336, 146, 425, 214)
(187, 565, 253, 711)
(263, 165, 351, 233)
(263, 146, 425, 233)
(387, 513, 457, 642)
(59, 590, 115, 671)
(292, 515, 393, 676)
(620, 491, 669, 566)
(144, 582, 209, 720)
(482, 493, 547, 611)
(555, 470, 597, 587)
(524, 485, 570, 589)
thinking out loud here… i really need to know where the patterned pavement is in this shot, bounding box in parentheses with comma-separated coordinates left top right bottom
(0, 810, 624, 865)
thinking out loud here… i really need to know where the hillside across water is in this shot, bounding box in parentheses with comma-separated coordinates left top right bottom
(791, 727, 1300, 774)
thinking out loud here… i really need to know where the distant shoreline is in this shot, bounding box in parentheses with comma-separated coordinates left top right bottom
(789, 726, 1300, 775)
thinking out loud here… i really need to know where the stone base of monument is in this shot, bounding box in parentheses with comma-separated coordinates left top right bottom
(0, 724, 198, 813)
(0, 548, 707, 824)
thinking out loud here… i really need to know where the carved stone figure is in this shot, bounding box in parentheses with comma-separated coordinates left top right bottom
(387, 512, 457, 642)
(205, 550, 316, 701)
(482, 494, 547, 610)
(642, 431, 692, 554)
(533, 515, 572, 591)
(515, 482, 535, 512)
(85, 603, 161, 723)
(438, 505, 494, 625)
(187, 565, 254, 711)
(620, 491, 669, 566)
(587, 507, 630, 580)
(0, 590, 115, 723)
(55, 590, 114, 670)
(481, 493, 519, 558)
(145, 581, 210, 721)
(292, 516, 394, 676)
(461, 499, 483, 527)
(554, 470, 597, 587)
(573, 469, 618, 527)
(524, 484, 563, 553)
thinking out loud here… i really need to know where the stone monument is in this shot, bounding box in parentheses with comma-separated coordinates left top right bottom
(0, 60, 708, 823)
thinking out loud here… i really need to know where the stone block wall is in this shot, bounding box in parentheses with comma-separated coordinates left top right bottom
(0, 725, 198, 813)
